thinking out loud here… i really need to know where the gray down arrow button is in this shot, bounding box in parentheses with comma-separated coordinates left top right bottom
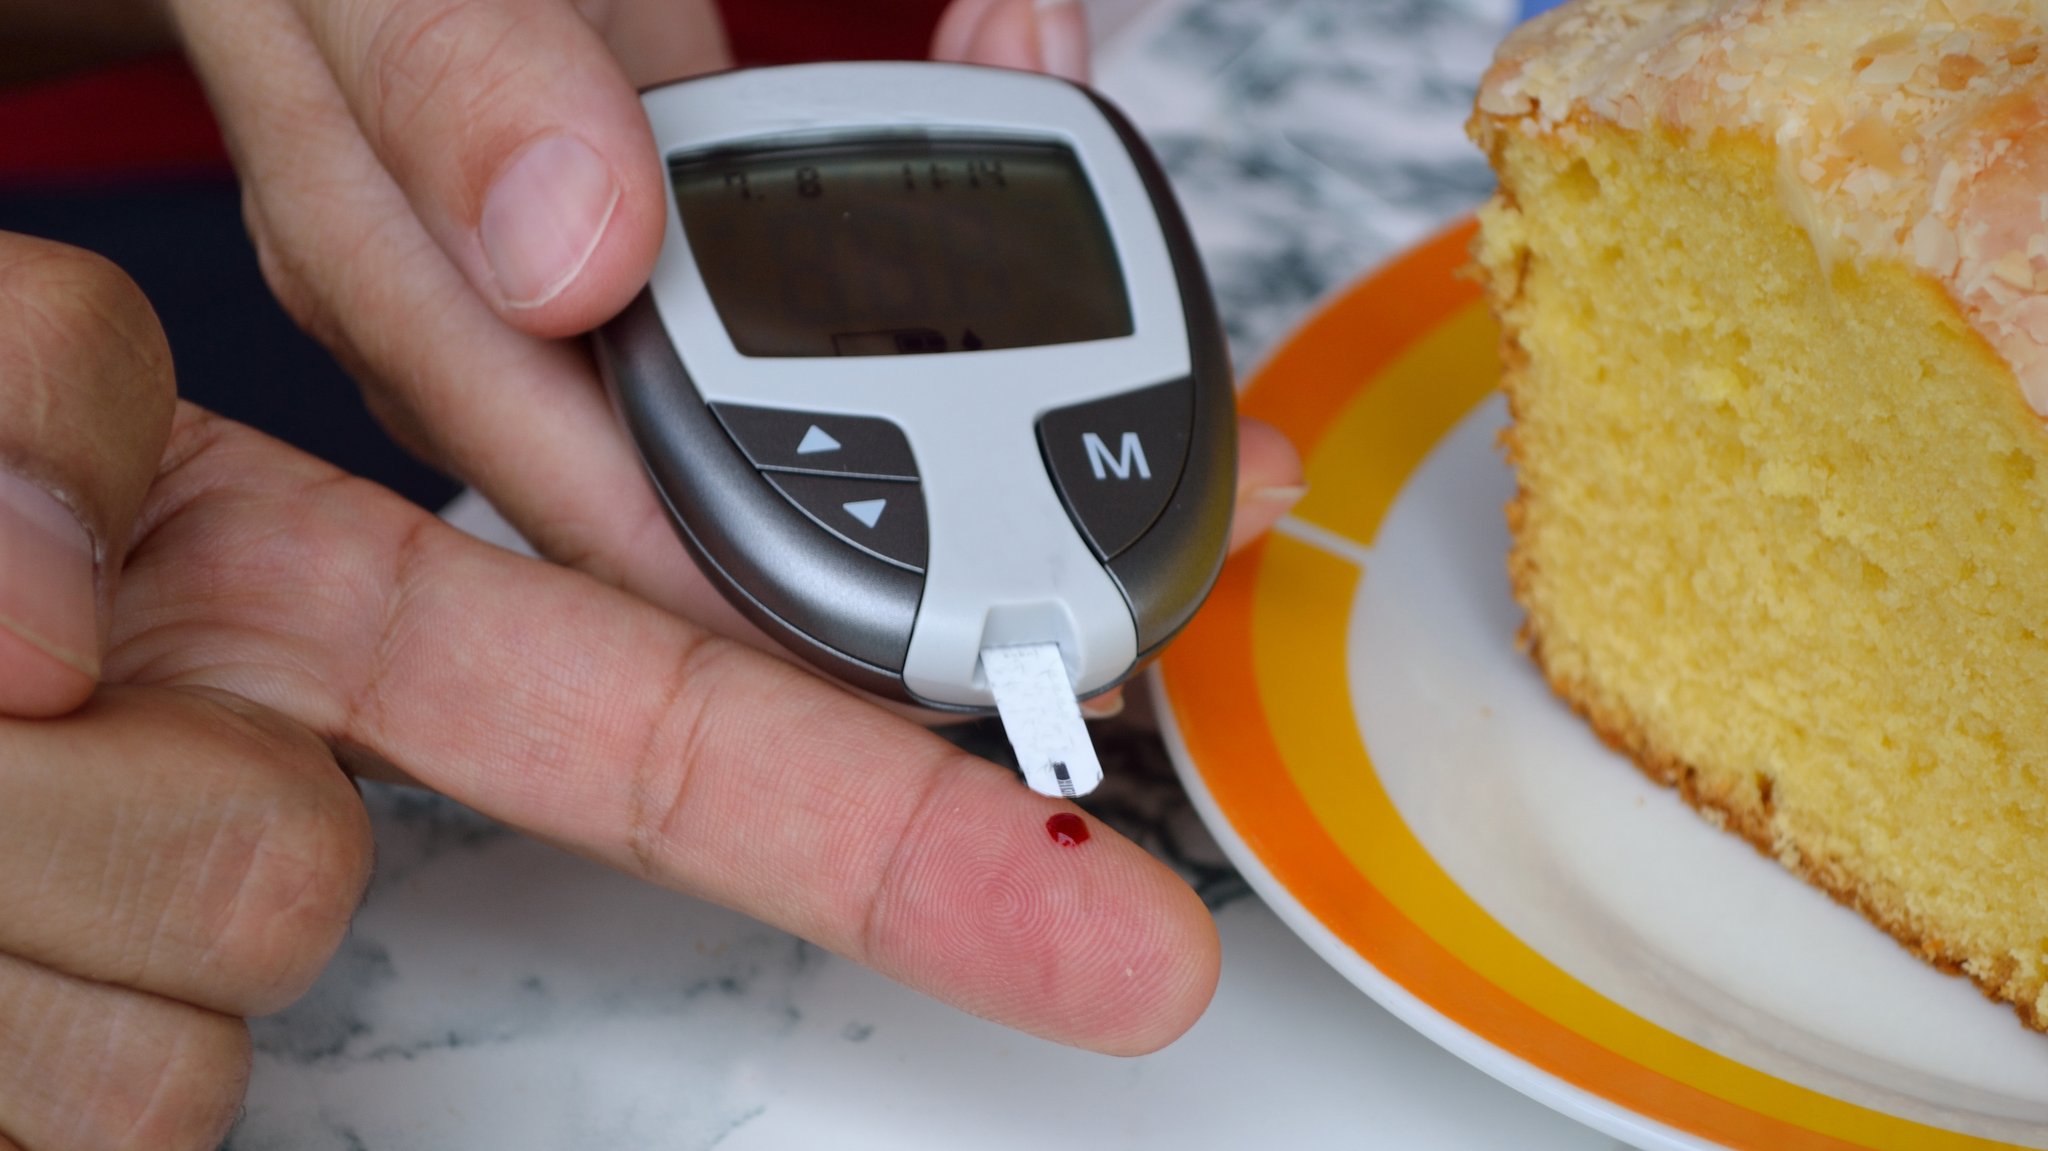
(763, 472, 928, 572)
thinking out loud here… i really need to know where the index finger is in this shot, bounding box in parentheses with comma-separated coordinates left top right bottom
(114, 411, 1220, 1054)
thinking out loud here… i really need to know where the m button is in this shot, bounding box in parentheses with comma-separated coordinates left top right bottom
(1037, 380, 1193, 559)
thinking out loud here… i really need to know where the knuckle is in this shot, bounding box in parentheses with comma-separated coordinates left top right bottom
(123, 1012, 251, 1151)
(237, 185, 412, 436)
(242, 193, 330, 342)
(4, 238, 143, 319)
(622, 635, 730, 882)
(197, 770, 373, 1014)
(53, 984, 251, 1151)
(357, 0, 528, 185)
(357, 377, 446, 466)
(359, 0, 459, 135)
(0, 238, 168, 383)
(533, 493, 673, 591)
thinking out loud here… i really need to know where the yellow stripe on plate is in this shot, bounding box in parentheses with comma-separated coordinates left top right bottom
(1291, 301, 1502, 551)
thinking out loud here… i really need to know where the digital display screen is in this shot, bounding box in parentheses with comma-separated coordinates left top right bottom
(671, 138, 1134, 357)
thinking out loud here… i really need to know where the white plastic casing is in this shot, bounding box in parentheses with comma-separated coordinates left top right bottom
(639, 64, 1193, 707)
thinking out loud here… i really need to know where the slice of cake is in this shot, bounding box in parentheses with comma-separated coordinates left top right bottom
(1470, 0, 2048, 1027)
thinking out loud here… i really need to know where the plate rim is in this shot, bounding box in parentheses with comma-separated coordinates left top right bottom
(1155, 217, 2040, 1151)
(1152, 671, 1717, 1151)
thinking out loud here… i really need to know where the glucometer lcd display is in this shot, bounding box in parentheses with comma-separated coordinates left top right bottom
(670, 138, 1135, 357)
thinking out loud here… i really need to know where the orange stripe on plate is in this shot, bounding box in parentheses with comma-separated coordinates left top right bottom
(1290, 299, 1500, 549)
(1243, 221, 1485, 467)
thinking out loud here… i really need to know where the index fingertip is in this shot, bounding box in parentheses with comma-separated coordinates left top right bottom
(865, 767, 1221, 1055)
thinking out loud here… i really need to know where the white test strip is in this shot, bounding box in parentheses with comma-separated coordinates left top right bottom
(980, 642, 1105, 799)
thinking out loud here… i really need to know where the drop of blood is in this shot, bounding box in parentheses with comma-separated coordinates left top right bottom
(1046, 812, 1090, 847)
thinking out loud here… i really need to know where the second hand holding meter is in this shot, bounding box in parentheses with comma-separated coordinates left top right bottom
(594, 63, 1235, 798)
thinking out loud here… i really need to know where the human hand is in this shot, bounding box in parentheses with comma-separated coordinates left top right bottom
(164, 0, 1305, 709)
(0, 229, 1218, 1148)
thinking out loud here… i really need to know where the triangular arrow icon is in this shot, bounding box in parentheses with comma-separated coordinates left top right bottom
(796, 425, 842, 455)
(842, 498, 887, 529)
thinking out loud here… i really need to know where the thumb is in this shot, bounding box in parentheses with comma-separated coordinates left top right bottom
(0, 234, 176, 717)
(193, 0, 671, 337)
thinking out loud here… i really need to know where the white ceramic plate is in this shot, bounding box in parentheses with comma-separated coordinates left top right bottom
(1153, 222, 2048, 1151)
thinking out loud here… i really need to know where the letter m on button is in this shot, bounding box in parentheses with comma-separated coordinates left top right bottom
(1082, 432, 1151, 481)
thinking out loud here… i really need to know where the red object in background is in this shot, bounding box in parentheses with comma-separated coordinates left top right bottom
(728, 0, 951, 66)
(0, 0, 953, 183)
(0, 55, 228, 181)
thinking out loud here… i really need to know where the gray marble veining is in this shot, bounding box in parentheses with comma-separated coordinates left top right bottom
(230, 790, 814, 1149)
(1108, 0, 1510, 366)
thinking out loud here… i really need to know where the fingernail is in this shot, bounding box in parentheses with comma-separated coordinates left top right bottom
(1250, 483, 1310, 508)
(480, 134, 621, 309)
(1034, 0, 1092, 83)
(1079, 691, 1125, 720)
(0, 471, 98, 677)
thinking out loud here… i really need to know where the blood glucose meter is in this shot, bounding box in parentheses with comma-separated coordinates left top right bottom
(593, 62, 1234, 728)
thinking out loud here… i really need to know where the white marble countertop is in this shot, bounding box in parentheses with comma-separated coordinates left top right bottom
(232, 2, 1632, 1147)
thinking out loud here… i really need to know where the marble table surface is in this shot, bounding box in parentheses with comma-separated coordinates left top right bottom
(231, 1, 1632, 1147)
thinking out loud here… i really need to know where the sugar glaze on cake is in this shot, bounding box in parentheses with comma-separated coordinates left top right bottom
(1479, 0, 2048, 410)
